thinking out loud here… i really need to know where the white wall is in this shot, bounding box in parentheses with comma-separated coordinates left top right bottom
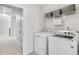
(43, 4, 79, 33)
(64, 4, 79, 31)
(64, 13, 79, 31)
(42, 5, 66, 33)
(45, 18, 64, 33)
(12, 4, 44, 54)
(0, 14, 11, 37)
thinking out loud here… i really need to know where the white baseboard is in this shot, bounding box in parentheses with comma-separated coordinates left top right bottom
(23, 49, 33, 55)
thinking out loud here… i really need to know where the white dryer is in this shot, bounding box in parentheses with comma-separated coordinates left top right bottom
(48, 30, 79, 55)
(34, 32, 53, 55)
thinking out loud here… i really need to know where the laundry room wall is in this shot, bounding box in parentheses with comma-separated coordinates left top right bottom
(44, 17, 64, 33)
(12, 4, 44, 55)
(42, 4, 79, 33)
(63, 4, 79, 31)
(64, 12, 79, 31)
(42, 4, 69, 33)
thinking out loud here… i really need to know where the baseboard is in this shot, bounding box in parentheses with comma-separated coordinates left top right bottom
(23, 49, 33, 55)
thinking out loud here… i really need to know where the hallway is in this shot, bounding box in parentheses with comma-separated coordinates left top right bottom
(0, 37, 22, 55)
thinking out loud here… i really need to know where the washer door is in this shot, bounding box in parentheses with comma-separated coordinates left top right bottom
(48, 37, 77, 55)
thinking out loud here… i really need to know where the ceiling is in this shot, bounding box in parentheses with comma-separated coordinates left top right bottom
(38, 4, 70, 8)
(34, 4, 49, 8)
(37, 4, 49, 8)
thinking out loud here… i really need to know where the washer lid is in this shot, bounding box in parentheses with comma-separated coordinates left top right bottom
(53, 34, 74, 39)
(35, 32, 54, 37)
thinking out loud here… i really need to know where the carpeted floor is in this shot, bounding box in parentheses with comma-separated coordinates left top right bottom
(0, 37, 22, 55)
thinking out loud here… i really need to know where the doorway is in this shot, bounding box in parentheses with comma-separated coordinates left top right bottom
(0, 4, 23, 55)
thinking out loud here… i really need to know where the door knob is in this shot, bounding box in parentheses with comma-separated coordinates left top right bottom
(70, 46, 74, 48)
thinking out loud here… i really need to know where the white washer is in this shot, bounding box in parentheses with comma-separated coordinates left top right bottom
(48, 30, 79, 55)
(34, 32, 53, 55)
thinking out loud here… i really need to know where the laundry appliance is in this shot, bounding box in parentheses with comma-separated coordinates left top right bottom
(48, 30, 79, 55)
(34, 32, 53, 55)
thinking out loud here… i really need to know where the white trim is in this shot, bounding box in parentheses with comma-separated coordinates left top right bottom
(23, 49, 33, 55)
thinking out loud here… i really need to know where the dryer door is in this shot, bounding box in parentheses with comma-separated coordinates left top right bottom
(34, 35, 48, 55)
